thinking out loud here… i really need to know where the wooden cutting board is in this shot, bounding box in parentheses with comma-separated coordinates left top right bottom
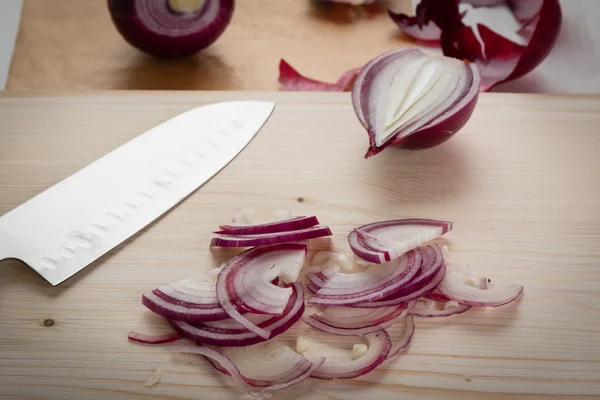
(0, 91, 599, 400)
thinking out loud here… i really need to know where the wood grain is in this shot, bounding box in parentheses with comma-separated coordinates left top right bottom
(7, 0, 413, 91)
(1, 91, 600, 400)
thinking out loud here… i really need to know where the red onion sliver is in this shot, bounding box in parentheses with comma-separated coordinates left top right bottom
(437, 269, 523, 307)
(170, 283, 305, 347)
(303, 313, 406, 337)
(348, 219, 452, 264)
(304, 331, 391, 379)
(352, 262, 447, 308)
(278, 59, 362, 92)
(312, 303, 411, 329)
(142, 290, 229, 322)
(127, 331, 182, 345)
(215, 216, 320, 235)
(210, 226, 332, 248)
(308, 249, 422, 306)
(386, 316, 416, 360)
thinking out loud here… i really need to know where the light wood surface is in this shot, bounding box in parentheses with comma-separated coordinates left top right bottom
(7, 0, 413, 91)
(1, 91, 600, 400)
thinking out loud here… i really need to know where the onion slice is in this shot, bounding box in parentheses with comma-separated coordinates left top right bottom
(351, 48, 480, 156)
(142, 274, 230, 323)
(348, 219, 452, 263)
(210, 226, 332, 248)
(279, 59, 362, 92)
(128, 331, 182, 344)
(108, 0, 235, 59)
(409, 294, 471, 318)
(215, 216, 320, 235)
(216, 244, 307, 339)
(437, 269, 523, 307)
(170, 282, 305, 347)
(386, 315, 416, 360)
(304, 331, 391, 379)
(308, 249, 422, 307)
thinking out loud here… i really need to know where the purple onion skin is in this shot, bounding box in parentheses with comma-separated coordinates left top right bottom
(107, 0, 235, 59)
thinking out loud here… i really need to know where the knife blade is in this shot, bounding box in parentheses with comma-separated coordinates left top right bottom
(0, 100, 274, 286)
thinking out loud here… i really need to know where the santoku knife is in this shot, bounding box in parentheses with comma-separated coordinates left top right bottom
(0, 100, 275, 286)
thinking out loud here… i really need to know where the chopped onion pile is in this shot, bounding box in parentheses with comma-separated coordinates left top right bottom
(352, 48, 481, 157)
(130, 213, 523, 394)
(108, 0, 235, 59)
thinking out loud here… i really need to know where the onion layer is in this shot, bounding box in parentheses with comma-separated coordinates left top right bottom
(108, 0, 235, 59)
(387, 316, 416, 360)
(409, 293, 471, 318)
(437, 269, 523, 307)
(216, 244, 307, 339)
(210, 225, 332, 248)
(215, 216, 320, 235)
(304, 330, 391, 379)
(348, 219, 452, 263)
(171, 282, 305, 347)
(127, 331, 182, 344)
(351, 48, 480, 157)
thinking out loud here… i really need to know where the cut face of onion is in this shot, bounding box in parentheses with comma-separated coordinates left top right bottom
(142, 275, 230, 322)
(304, 331, 391, 379)
(437, 269, 523, 307)
(210, 225, 332, 248)
(170, 282, 305, 347)
(216, 244, 307, 339)
(215, 216, 320, 235)
(107, 0, 235, 59)
(351, 48, 480, 156)
(348, 219, 452, 263)
(307, 249, 422, 307)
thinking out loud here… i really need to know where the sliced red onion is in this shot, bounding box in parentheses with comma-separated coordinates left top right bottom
(437, 269, 523, 307)
(353, 262, 447, 308)
(348, 219, 452, 263)
(304, 331, 391, 379)
(409, 295, 471, 318)
(351, 47, 480, 156)
(170, 282, 305, 347)
(107, 0, 235, 59)
(142, 275, 230, 322)
(389, 0, 561, 91)
(279, 59, 362, 92)
(312, 303, 410, 329)
(216, 244, 307, 339)
(304, 304, 412, 336)
(127, 331, 182, 345)
(308, 249, 422, 307)
(215, 216, 320, 235)
(210, 226, 332, 248)
(386, 316, 416, 360)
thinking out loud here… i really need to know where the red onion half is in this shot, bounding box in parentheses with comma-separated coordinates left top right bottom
(352, 48, 480, 156)
(107, 0, 234, 59)
(348, 219, 452, 263)
(216, 244, 307, 339)
(304, 331, 391, 379)
(170, 282, 305, 347)
(438, 269, 523, 307)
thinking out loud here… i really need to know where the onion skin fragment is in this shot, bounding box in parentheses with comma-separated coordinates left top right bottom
(107, 0, 235, 59)
(278, 59, 362, 92)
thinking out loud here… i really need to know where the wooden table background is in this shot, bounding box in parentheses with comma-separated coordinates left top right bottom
(7, 0, 415, 91)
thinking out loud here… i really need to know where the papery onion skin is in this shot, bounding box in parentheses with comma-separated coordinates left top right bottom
(107, 0, 235, 59)
(279, 59, 362, 92)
